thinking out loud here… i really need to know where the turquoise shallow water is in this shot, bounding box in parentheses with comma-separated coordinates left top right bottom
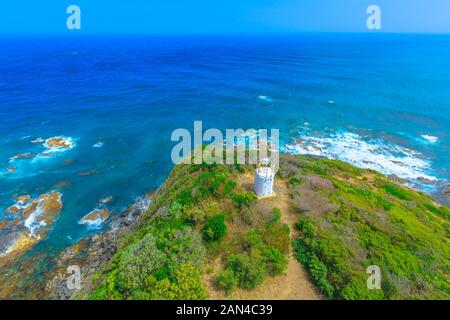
(0, 34, 449, 259)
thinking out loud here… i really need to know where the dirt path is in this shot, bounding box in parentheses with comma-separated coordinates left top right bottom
(206, 174, 322, 300)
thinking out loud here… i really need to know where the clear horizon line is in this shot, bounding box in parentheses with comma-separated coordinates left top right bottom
(1, 30, 450, 37)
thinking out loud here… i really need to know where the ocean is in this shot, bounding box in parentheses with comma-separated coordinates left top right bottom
(0, 33, 449, 263)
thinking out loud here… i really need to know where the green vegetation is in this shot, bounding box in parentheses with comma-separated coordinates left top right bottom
(203, 214, 227, 242)
(225, 252, 266, 289)
(280, 154, 450, 300)
(214, 269, 238, 293)
(263, 245, 288, 276)
(90, 160, 290, 299)
(90, 154, 449, 300)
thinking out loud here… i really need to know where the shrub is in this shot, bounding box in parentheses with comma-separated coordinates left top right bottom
(117, 234, 165, 292)
(173, 262, 207, 300)
(306, 253, 334, 298)
(293, 189, 338, 216)
(263, 246, 288, 276)
(163, 227, 206, 270)
(233, 192, 256, 208)
(169, 201, 183, 218)
(293, 239, 334, 298)
(384, 184, 411, 200)
(150, 278, 179, 300)
(304, 175, 335, 191)
(203, 214, 227, 242)
(214, 269, 238, 293)
(184, 207, 206, 223)
(244, 229, 264, 249)
(227, 253, 266, 289)
(262, 223, 290, 254)
(268, 208, 281, 225)
(144, 263, 207, 300)
(128, 290, 152, 300)
(195, 171, 229, 200)
(307, 253, 328, 283)
(240, 208, 254, 226)
(90, 269, 123, 300)
(295, 217, 317, 238)
(340, 276, 384, 300)
(289, 176, 302, 186)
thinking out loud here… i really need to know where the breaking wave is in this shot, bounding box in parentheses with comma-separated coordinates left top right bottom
(282, 130, 437, 183)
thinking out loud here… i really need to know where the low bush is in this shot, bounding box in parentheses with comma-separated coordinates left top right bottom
(203, 214, 227, 242)
(263, 246, 288, 276)
(214, 269, 238, 293)
(227, 253, 266, 289)
(117, 234, 165, 292)
(233, 192, 256, 208)
(268, 208, 281, 225)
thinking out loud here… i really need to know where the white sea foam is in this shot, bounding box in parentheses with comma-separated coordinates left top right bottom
(258, 95, 272, 102)
(133, 197, 152, 212)
(0, 238, 17, 258)
(31, 138, 44, 144)
(79, 208, 110, 229)
(29, 136, 76, 163)
(98, 196, 113, 204)
(23, 192, 62, 238)
(5, 137, 76, 174)
(79, 218, 104, 228)
(24, 204, 46, 239)
(420, 135, 438, 144)
(8, 153, 35, 163)
(93, 141, 104, 148)
(283, 131, 437, 182)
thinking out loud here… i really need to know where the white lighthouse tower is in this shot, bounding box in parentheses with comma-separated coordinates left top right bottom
(254, 158, 275, 197)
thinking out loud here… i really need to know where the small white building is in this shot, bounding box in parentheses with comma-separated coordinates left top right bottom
(254, 158, 275, 197)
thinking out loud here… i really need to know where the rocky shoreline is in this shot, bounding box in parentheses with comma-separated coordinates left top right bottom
(1, 152, 449, 299)
(45, 195, 152, 299)
(30, 174, 450, 299)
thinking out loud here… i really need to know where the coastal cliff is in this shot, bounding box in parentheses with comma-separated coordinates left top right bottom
(1, 154, 448, 299)
(43, 154, 448, 300)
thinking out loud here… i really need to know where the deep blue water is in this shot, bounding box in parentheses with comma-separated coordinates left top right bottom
(0, 34, 449, 258)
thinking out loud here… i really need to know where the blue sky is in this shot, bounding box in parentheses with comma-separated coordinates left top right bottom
(0, 0, 449, 34)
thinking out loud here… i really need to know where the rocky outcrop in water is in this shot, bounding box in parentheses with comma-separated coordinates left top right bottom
(0, 192, 63, 268)
(79, 208, 110, 226)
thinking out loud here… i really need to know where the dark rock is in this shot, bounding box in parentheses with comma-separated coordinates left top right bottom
(45, 196, 151, 299)
(417, 177, 435, 185)
(444, 183, 450, 201)
(388, 174, 407, 185)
